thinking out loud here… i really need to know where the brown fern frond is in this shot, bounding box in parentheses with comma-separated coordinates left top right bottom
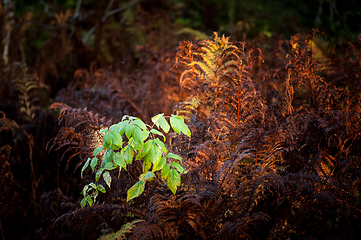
(131, 193, 208, 239)
(48, 103, 111, 169)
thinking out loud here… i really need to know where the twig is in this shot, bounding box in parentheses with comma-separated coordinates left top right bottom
(73, 0, 82, 20)
(83, 0, 139, 44)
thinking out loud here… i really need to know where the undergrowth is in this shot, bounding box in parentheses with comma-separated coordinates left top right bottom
(41, 30, 361, 239)
(1, 3, 361, 237)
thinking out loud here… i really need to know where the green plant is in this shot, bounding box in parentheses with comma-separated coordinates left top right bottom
(80, 113, 191, 207)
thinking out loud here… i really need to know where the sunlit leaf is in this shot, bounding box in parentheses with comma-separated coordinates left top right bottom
(125, 121, 134, 140)
(153, 156, 166, 172)
(123, 145, 134, 164)
(89, 182, 97, 189)
(133, 125, 149, 144)
(161, 163, 171, 179)
(93, 146, 104, 157)
(136, 139, 152, 160)
(171, 162, 187, 174)
(81, 184, 89, 196)
(143, 155, 152, 173)
(127, 137, 138, 151)
(97, 184, 106, 193)
(144, 142, 162, 166)
(127, 181, 145, 202)
(102, 150, 114, 167)
(81, 158, 90, 178)
(95, 168, 104, 182)
(170, 115, 191, 137)
(104, 161, 117, 171)
(139, 171, 155, 182)
(167, 153, 182, 162)
(90, 157, 98, 172)
(150, 129, 166, 141)
(114, 152, 127, 170)
(151, 113, 170, 133)
(103, 131, 123, 150)
(86, 195, 93, 206)
(133, 119, 147, 130)
(167, 168, 181, 194)
(153, 138, 168, 153)
(103, 171, 111, 188)
(80, 197, 87, 208)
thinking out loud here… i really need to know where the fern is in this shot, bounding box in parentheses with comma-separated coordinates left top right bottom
(98, 219, 144, 240)
(12, 62, 48, 122)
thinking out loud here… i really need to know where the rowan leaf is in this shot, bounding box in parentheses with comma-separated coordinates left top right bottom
(133, 119, 147, 131)
(125, 121, 134, 139)
(161, 163, 171, 179)
(103, 131, 123, 150)
(167, 153, 182, 162)
(133, 125, 149, 144)
(144, 142, 162, 166)
(93, 146, 104, 157)
(152, 113, 170, 133)
(81, 158, 91, 178)
(171, 162, 187, 174)
(150, 129, 166, 141)
(114, 152, 127, 170)
(97, 184, 106, 193)
(127, 181, 145, 202)
(80, 197, 87, 208)
(103, 171, 111, 188)
(167, 169, 181, 194)
(170, 115, 191, 137)
(153, 156, 166, 172)
(90, 157, 98, 172)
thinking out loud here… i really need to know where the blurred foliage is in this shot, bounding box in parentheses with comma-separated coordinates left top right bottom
(12, 0, 361, 68)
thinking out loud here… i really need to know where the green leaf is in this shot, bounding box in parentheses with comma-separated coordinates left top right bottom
(133, 119, 147, 131)
(150, 129, 166, 141)
(170, 115, 191, 137)
(81, 184, 89, 196)
(161, 163, 171, 179)
(104, 161, 117, 171)
(123, 145, 135, 164)
(167, 153, 182, 162)
(144, 142, 162, 166)
(125, 121, 134, 140)
(89, 182, 97, 189)
(103, 171, 111, 188)
(133, 125, 149, 144)
(153, 156, 167, 172)
(129, 137, 143, 152)
(113, 152, 127, 171)
(139, 171, 156, 182)
(80, 197, 87, 208)
(153, 138, 168, 154)
(81, 158, 91, 178)
(86, 195, 93, 206)
(127, 181, 145, 202)
(109, 121, 126, 134)
(93, 146, 104, 157)
(136, 139, 152, 160)
(97, 184, 106, 193)
(171, 162, 187, 174)
(90, 157, 98, 172)
(95, 168, 104, 182)
(143, 155, 152, 173)
(167, 168, 181, 194)
(151, 113, 170, 133)
(102, 150, 114, 167)
(103, 131, 123, 150)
